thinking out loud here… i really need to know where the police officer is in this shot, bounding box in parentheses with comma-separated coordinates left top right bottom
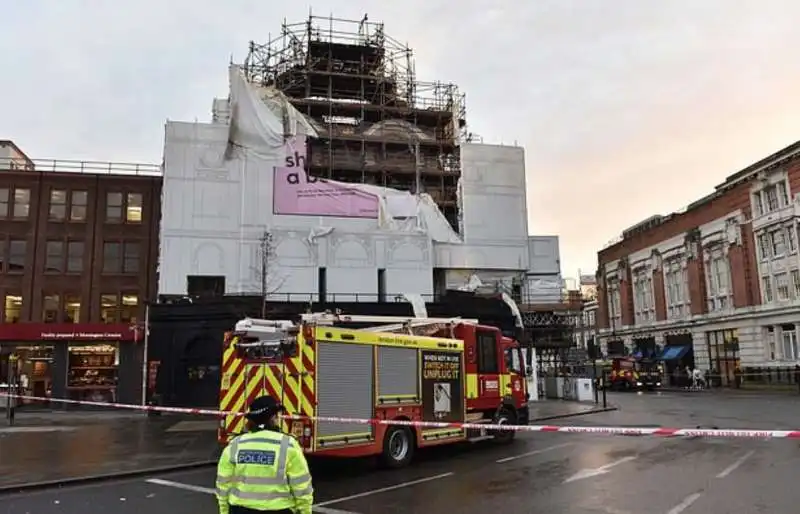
(216, 396, 314, 514)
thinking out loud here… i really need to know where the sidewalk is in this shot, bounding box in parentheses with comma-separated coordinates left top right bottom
(527, 399, 617, 421)
(0, 415, 219, 492)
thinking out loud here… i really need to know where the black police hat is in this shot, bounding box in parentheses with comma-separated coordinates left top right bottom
(245, 395, 286, 420)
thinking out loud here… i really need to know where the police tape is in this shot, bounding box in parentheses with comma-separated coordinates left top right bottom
(2, 392, 799, 439)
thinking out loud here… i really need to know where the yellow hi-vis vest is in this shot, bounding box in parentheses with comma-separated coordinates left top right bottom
(216, 429, 314, 514)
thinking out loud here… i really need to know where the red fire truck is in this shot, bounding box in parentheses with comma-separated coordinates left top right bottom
(218, 313, 530, 468)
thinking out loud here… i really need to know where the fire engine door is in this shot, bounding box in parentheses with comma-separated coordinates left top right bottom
(503, 347, 525, 398)
(476, 329, 501, 401)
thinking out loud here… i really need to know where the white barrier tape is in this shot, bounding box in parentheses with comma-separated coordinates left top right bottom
(2, 393, 798, 439)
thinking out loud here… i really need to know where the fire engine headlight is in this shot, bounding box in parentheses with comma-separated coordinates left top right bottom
(656, 382, 662, 386)
(636, 382, 643, 387)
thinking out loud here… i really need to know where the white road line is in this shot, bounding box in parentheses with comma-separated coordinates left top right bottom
(146, 478, 214, 495)
(666, 493, 702, 514)
(716, 450, 755, 479)
(495, 442, 574, 463)
(314, 472, 455, 507)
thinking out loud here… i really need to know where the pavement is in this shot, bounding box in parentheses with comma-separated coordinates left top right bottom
(5, 392, 799, 513)
(0, 414, 220, 490)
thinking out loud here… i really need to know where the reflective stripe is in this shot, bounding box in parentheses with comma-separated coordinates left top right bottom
(245, 437, 284, 445)
(287, 473, 311, 486)
(229, 488, 295, 500)
(215, 488, 227, 497)
(292, 484, 314, 497)
(276, 435, 290, 478)
(228, 438, 240, 465)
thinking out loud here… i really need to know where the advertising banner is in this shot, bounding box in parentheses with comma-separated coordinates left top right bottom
(421, 350, 464, 423)
(272, 134, 378, 218)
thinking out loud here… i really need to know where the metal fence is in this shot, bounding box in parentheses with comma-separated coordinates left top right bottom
(0, 157, 161, 176)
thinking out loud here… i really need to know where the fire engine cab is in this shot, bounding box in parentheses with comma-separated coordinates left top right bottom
(218, 312, 530, 468)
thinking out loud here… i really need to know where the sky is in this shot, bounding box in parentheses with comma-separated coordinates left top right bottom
(4, 0, 800, 279)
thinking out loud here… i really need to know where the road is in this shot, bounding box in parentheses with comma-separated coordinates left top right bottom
(3, 390, 800, 513)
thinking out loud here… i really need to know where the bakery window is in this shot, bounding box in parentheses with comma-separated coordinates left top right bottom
(67, 343, 118, 404)
(1, 344, 54, 407)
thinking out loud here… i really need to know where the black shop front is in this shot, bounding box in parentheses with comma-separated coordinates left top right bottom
(0, 323, 143, 409)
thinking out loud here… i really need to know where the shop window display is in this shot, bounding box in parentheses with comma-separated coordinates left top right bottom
(67, 344, 118, 403)
(0, 345, 54, 408)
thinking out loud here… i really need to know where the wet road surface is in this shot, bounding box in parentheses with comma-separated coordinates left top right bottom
(4, 391, 800, 513)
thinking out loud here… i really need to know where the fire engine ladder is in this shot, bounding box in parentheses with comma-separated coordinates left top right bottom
(299, 313, 479, 336)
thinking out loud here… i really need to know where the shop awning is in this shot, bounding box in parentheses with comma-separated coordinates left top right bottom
(657, 345, 690, 361)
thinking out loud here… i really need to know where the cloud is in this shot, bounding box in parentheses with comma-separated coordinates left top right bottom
(3, 0, 800, 277)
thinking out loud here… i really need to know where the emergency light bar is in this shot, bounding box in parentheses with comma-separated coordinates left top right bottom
(235, 318, 296, 332)
(301, 313, 479, 326)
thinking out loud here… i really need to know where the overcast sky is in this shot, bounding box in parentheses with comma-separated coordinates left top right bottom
(4, 1, 800, 279)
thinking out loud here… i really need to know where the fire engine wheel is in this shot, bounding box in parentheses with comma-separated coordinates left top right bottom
(491, 408, 516, 445)
(380, 426, 415, 469)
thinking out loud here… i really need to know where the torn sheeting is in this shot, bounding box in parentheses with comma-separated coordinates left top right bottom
(227, 64, 318, 155)
(345, 182, 463, 243)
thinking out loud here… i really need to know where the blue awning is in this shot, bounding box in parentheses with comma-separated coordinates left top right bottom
(657, 345, 690, 361)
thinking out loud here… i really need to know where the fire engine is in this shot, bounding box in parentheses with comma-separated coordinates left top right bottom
(218, 312, 530, 468)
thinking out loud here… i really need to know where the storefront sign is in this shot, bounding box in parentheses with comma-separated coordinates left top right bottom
(0, 323, 140, 342)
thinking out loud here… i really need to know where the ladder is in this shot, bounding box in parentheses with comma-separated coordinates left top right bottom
(299, 312, 479, 336)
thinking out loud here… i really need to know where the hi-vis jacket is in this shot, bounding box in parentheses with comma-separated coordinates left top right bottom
(216, 429, 314, 514)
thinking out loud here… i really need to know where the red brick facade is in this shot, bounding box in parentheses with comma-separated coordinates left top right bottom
(597, 144, 800, 330)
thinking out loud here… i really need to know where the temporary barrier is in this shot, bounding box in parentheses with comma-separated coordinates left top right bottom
(1, 392, 798, 439)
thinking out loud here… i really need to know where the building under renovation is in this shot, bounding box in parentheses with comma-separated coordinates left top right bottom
(243, 14, 466, 231)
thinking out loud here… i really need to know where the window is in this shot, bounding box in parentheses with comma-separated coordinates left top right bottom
(106, 192, 123, 222)
(45, 241, 64, 273)
(4, 294, 22, 322)
(100, 294, 119, 323)
(476, 330, 499, 374)
(42, 294, 60, 323)
(187, 276, 226, 297)
(66, 241, 84, 273)
(49, 189, 67, 221)
(126, 193, 143, 223)
(762, 275, 773, 303)
(706, 250, 731, 311)
(788, 225, 798, 254)
(606, 278, 622, 328)
(0, 188, 8, 218)
(765, 185, 780, 211)
(70, 191, 88, 222)
(633, 268, 654, 323)
(123, 242, 140, 273)
(792, 269, 800, 298)
(8, 239, 26, 273)
(753, 193, 764, 217)
(103, 242, 121, 273)
(64, 294, 81, 323)
(758, 233, 771, 260)
(771, 229, 786, 256)
(776, 272, 790, 300)
(782, 325, 798, 360)
(664, 259, 687, 319)
(778, 181, 790, 206)
(13, 188, 30, 219)
(121, 294, 139, 323)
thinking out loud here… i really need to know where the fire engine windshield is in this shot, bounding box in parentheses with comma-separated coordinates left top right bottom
(505, 348, 523, 375)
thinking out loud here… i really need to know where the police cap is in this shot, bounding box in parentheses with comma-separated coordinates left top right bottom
(245, 395, 286, 421)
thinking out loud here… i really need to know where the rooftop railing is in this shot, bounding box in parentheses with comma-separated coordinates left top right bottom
(0, 157, 162, 177)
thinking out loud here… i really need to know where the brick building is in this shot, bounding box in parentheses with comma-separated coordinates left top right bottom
(596, 140, 800, 384)
(0, 141, 161, 406)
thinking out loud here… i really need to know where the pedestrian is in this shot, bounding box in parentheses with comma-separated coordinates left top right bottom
(216, 395, 314, 514)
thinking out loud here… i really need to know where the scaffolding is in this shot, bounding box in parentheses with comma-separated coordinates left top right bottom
(243, 13, 468, 232)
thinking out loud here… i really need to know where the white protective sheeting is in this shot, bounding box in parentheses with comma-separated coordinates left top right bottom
(228, 64, 318, 155)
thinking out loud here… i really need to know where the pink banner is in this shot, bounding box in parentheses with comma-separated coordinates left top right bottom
(273, 135, 378, 218)
(272, 168, 379, 219)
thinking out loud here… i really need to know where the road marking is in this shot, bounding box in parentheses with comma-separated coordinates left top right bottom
(0, 426, 76, 433)
(666, 493, 702, 514)
(146, 478, 214, 494)
(716, 450, 755, 479)
(495, 442, 574, 463)
(145, 477, 366, 513)
(563, 456, 637, 483)
(315, 472, 455, 507)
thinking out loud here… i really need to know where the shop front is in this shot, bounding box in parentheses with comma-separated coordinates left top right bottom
(0, 323, 143, 409)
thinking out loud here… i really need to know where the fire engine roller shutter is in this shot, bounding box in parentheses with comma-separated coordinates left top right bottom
(317, 341, 375, 438)
(377, 347, 419, 399)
